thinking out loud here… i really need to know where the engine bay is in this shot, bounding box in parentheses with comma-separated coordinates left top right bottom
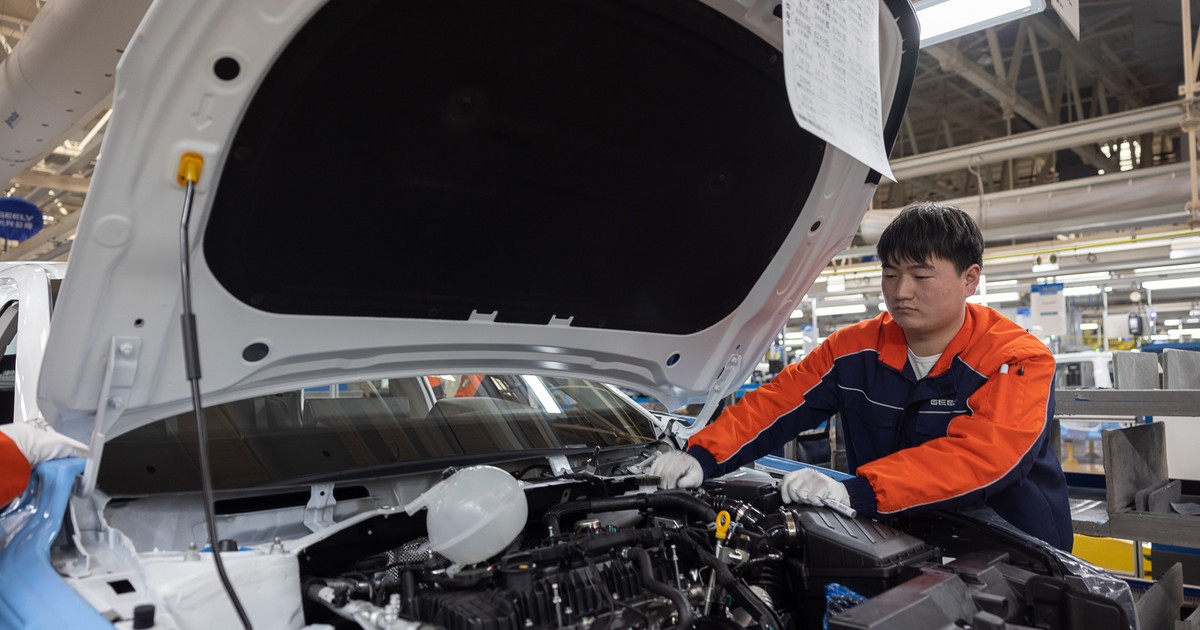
(295, 472, 1132, 630)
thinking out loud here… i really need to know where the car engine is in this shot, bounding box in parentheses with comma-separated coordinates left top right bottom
(296, 470, 1133, 630)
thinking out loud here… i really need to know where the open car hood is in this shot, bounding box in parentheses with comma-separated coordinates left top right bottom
(39, 0, 917, 451)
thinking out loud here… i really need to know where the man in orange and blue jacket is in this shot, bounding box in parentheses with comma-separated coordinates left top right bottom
(1, 421, 88, 505)
(652, 203, 1072, 551)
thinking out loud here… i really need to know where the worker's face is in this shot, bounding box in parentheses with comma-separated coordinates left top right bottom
(881, 255, 980, 340)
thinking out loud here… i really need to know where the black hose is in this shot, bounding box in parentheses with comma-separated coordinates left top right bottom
(731, 551, 784, 576)
(628, 547, 695, 630)
(709, 497, 766, 528)
(675, 532, 783, 630)
(543, 491, 717, 537)
(757, 509, 806, 551)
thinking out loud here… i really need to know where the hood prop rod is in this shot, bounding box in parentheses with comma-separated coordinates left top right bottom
(177, 152, 253, 629)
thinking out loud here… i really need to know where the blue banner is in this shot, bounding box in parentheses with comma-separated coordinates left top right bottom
(0, 198, 43, 241)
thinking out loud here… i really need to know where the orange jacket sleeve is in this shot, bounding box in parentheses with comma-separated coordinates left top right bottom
(855, 343, 1055, 515)
(687, 339, 840, 476)
(0, 431, 32, 505)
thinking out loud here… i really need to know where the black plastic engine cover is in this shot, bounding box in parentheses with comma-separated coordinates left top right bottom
(795, 507, 939, 577)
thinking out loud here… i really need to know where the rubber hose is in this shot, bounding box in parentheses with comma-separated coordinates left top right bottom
(628, 547, 695, 630)
(543, 491, 717, 536)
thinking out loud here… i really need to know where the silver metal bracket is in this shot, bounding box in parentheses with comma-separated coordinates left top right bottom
(304, 483, 336, 532)
(79, 337, 141, 496)
(546, 455, 573, 476)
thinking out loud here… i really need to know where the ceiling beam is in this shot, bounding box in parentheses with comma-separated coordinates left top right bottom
(924, 43, 1117, 172)
(1027, 15, 1144, 110)
(9, 172, 90, 194)
(892, 98, 1182, 181)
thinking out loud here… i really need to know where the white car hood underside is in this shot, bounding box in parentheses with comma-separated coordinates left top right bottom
(37, 0, 914, 455)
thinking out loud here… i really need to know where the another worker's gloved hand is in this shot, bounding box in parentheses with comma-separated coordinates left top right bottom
(0, 420, 88, 467)
(779, 468, 850, 507)
(650, 452, 704, 489)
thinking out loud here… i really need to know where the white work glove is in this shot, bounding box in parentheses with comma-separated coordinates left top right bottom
(650, 452, 703, 489)
(779, 468, 850, 507)
(0, 421, 88, 467)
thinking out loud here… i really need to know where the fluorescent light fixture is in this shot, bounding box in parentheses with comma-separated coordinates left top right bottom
(1169, 236, 1200, 259)
(522, 375, 562, 414)
(878, 302, 888, 311)
(822, 268, 883, 280)
(1063, 286, 1101, 297)
(1133, 262, 1200, 275)
(791, 308, 806, 319)
(1163, 319, 1183, 327)
(985, 279, 1019, 287)
(915, 0, 1046, 47)
(1167, 328, 1200, 338)
(1189, 318, 1200, 324)
(815, 304, 868, 317)
(1079, 323, 1099, 331)
(1142, 276, 1200, 291)
(967, 291, 1020, 304)
(823, 293, 867, 302)
(1045, 271, 1111, 284)
(827, 276, 846, 292)
(1150, 334, 1171, 341)
(1031, 262, 1060, 273)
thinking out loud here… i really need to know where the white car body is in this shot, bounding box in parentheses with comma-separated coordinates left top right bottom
(0, 1, 1152, 629)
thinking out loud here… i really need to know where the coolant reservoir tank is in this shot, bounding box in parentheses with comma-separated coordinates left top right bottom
(404, 465, 528, 566)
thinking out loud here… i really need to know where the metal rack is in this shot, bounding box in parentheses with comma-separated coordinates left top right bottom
(1058, 349, 1200, 549)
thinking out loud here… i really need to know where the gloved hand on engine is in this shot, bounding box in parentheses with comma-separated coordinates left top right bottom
(779, 467, 850, 507)
(650, 452, 704, 489)
(1, 420, 88, 467)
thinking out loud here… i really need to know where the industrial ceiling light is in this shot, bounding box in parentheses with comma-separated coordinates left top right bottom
(915, 0, 1046, 48)
(815, 303, 868, 317)
(967, 291, 1021, 305)
(1143, 276, 1200, 291)
(1133, 262, 1200, 275)
(822, 293, 867, 302)
(1042, 271, 1111, 284)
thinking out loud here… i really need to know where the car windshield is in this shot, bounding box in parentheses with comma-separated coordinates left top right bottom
(98, 374, 657, 494)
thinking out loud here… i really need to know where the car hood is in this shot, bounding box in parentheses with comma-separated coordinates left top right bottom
(39, 0, 917, 455)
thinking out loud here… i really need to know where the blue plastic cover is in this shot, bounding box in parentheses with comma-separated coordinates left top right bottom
(0, 458, 112, 629)
(754, 454, 854, 482)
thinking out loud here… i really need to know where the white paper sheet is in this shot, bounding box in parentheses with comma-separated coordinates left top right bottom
(782, 0, 895, 181)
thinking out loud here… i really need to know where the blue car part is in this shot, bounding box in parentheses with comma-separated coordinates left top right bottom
(0, 458, 112, 629)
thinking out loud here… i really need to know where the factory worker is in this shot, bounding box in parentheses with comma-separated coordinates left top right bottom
(653, 203, 1071, 551)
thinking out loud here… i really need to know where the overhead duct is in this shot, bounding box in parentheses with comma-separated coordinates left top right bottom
(0, 0, 151, 188)
(861, 162, 1193, 244)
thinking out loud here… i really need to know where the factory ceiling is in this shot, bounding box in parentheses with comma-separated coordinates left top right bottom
(2, 0, 1200, 329)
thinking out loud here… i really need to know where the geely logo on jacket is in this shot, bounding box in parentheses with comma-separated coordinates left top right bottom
(929, 399, 956, 406)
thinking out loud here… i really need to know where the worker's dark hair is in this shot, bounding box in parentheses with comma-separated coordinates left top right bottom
(876, 202, 983, 273)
